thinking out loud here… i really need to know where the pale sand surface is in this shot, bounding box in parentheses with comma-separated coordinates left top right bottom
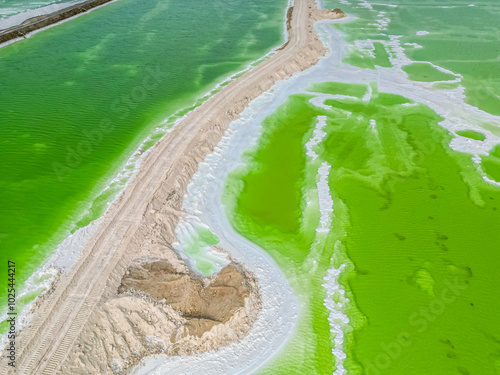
(0, 1, 345, 374)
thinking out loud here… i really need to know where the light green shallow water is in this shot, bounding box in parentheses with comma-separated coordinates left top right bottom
(224, 0, 500, 373)
(0, 0, 287, 318)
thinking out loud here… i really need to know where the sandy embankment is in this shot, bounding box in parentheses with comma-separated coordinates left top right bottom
(0, 0, 114, 43)
(0, 1, 345, 374)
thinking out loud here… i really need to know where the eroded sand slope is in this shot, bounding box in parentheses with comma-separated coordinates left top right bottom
(64, 261, 260, 373)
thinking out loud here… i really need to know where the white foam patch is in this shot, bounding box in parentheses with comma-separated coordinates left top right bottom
(362, 83, 373, 102)
(374, 12, 390, 31)
(371, 2, 397, 7)
(309, 94, 354, 115)
(323, 263, 349, 375)
(416, 30, 429, 36)
(354, 39, 377, 58)
(449, 134, 491, 156)
(404, 42, 423, 49)
(306, 115, 328, 160)
(370, 118, 378, 134)
(317, 162, 334, 233)
(358, 0, 374, 10)
(408, 61, 462, 84)
(483, 175, 500, 186)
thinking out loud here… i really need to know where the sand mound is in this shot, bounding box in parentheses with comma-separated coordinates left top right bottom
(60, 260, 260, 374)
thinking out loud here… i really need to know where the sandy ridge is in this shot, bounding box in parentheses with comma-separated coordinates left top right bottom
(0, 1, 345, 373)
(0, 0, 115, 42)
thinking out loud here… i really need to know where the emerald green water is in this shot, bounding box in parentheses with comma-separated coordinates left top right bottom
(225, 81, 500, 373)
(0, 0, 287, 314)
